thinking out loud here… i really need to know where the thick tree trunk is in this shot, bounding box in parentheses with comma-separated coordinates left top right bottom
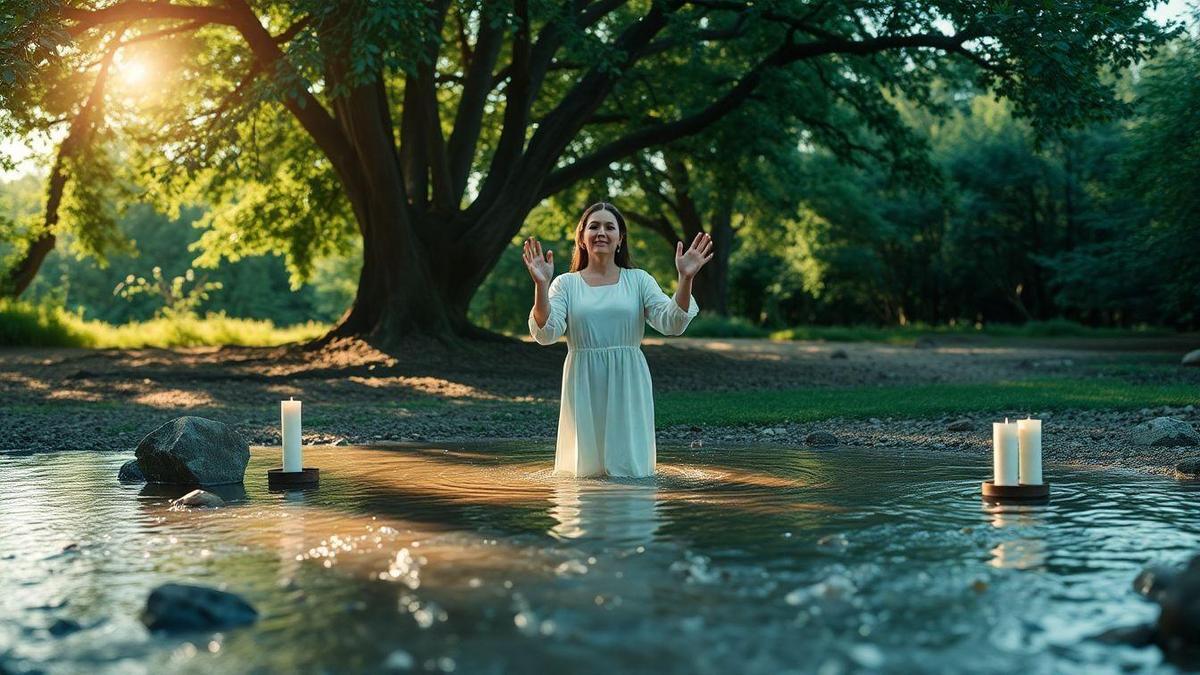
(4, 232, 56, 298)
(691, 197, 733, 316)
(322, 191, 474, 344)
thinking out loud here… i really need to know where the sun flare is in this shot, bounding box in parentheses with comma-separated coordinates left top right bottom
(119, 59, 150, 86)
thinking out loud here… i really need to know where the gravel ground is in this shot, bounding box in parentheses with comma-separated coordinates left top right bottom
(2, 335, 1198, 477)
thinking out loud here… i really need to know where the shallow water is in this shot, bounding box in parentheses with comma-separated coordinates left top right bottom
(1, 443, 1198, 674)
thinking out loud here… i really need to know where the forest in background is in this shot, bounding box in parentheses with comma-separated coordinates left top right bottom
(2, 11, 1197, 340)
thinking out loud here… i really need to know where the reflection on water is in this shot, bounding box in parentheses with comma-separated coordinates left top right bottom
(549, 480, 660, 543)
(1, 443, 1197, 674)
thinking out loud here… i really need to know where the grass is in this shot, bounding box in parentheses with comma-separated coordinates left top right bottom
(768, 318, 1174, 345)
(653, 378, 1199, 427)
(0, 299, 327, 348)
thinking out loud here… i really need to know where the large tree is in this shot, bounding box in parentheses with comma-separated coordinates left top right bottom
(1, 0, 1172, 343)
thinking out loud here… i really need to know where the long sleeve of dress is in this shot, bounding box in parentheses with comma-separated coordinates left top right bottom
(528, 274, 568, 345)
(640, 269, 700, 336)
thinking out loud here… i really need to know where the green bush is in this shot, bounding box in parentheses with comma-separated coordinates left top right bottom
(0, 299, 326, 348)
(0, 299, 88, 347)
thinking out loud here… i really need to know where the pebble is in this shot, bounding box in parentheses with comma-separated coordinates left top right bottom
(170, 489, 225, 509)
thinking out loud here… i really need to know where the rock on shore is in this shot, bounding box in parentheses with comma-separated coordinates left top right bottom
(1132, 417, 1200, 448)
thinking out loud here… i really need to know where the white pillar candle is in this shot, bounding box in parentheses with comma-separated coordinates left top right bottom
(1017, 417, 1043, 485)
(992, 418, 1019, 486)
(281, 397, 302, 472)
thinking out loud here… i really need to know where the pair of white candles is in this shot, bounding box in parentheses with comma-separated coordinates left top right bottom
(281, 397, 303, 472)
(992, 417, 1042, 486)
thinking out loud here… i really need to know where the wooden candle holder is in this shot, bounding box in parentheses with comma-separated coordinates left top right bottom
(981, 480, 1049, 503)
(268, 467, 320, 489)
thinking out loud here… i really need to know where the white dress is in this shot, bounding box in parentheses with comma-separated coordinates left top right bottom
(528, 267, 700, 478)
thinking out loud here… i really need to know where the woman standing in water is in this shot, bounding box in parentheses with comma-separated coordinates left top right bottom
(524, 202, 714, 478)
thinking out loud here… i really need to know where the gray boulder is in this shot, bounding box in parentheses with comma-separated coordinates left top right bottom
(1182, 349, 1200, 367)
(1132, 417, 1200, 448)
(135, 417, 249, 485)
(141, 583, 258, 632)
(118, 459, 145, 482)
(805, 431, 838, 447)
(170, 489, 225, 509)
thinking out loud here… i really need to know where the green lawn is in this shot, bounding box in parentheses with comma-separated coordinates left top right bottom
(653, 378, 1199, 426)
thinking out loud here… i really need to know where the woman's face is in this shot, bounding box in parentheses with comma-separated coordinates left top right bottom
(581, 208, 622, 258)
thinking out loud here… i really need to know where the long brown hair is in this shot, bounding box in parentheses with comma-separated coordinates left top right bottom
(569, 202, 633, 272)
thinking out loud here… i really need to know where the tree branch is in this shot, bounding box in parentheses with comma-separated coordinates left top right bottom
(220, 1, 360, 192)
(540, 29, 979, 198)
(63, 2, 236, 36)
(624, 209, 682, 245)
(468, 0, 676, 222)
(447, 1, 504, 203)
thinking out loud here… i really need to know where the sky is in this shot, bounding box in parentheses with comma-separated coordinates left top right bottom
(0, 0, 1194, 182)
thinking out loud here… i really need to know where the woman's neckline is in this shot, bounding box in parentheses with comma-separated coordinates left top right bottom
(577, 267, 623, 288)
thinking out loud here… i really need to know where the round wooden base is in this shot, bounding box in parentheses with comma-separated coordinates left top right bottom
(981, 480, 1049, 503)
(268, 467, 320, 489)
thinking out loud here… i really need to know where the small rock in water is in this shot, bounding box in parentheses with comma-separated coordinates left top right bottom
(805, 431, 838, 447)
(47, 618, 82, 636)
(118, 459, 145, 482)
(170, 489, 225, 509)
(1093, 623, 1156, 647)
(1135, 565, 1179, 602)
(816, 533, 849, 554)
(1132, 417, 1200, 448)
(141, 583, 258, 632)
(945, 418, 974, 432)
(970, 579, 988, 594)
(1175, 459, 1200, 480)
(384, 649, 415, 670)
(829, 349, 849, 360)
(1129, 553, 1200, 657)
(1182, 349, 1200, 367)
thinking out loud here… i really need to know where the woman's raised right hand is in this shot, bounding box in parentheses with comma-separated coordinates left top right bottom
(522, 237, 554, 286)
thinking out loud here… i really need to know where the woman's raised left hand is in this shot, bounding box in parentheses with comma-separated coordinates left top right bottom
(676, 231, 714, 280)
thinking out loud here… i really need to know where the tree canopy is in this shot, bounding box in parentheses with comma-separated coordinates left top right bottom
(0, 0, 1177, 342)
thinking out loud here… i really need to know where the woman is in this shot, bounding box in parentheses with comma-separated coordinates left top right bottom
(523, 201, 714, 478)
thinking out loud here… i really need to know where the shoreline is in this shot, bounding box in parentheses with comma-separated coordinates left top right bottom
(8, 409, 1196, 480)
(2, 337, 1196, 478)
